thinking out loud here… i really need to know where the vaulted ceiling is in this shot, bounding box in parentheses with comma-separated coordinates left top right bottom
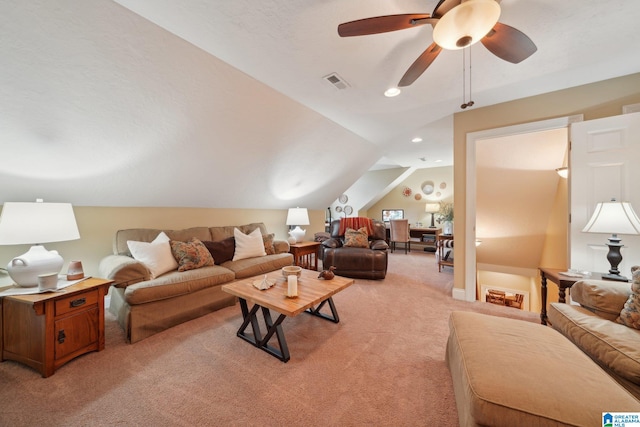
(2, 0, 639, 209)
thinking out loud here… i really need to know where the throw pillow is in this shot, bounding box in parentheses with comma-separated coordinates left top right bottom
(343, 227, 369, 248)
(127, 231, 179, 279)
(169, 238, 214, 272)
(617, 266, 640, 329)
(233, 227, 267, 261)
(203, 237, 235, 265)
(262, 233, 276, 255)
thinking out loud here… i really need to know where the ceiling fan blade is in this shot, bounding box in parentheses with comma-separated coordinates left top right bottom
(338, 14, 436, 37)
(432, 0, 462, 18)
(481, 22, 537, 64)
(398, 42, 442, 87)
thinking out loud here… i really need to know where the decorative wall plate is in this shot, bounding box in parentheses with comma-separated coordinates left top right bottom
(402, 186, 412, 197)
(344, 205, 353, 215)
(335, 206, 343, 213)
(414, 193, 422, 201)
(421, 180, 435, 195)
(440, 182, 447, 189)
(339, 194, 348, 204)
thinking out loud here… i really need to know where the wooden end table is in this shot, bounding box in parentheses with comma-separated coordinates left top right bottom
(289, 241, 321, 271)
(0, 277, 113, 377)
(539, 267, 612, 325)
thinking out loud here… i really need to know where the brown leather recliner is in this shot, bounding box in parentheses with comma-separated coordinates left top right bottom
(322, 219, 389, 280)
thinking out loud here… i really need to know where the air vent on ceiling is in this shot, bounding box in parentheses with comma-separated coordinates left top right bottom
(324, 73, 350, 90)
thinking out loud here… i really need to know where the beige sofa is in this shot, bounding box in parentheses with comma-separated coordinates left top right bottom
(447, 302, 640, 426)
(99, 223, 293, 343)
(549, 278, 640, 399)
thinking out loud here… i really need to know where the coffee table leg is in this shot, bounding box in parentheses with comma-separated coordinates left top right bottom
(306, 297, 340, 323)
(259, 307, 289, 362)
(236, 298, 290, 362)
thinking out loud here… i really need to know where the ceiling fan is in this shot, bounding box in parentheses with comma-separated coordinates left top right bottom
(337, 0, 537, 87)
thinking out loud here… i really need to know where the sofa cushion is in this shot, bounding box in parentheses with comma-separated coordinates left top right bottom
(343, 227, 369, 248)
(209, 222, 267, 242)
(571, 279, 631, 321)
(127, 232, 178, 279)
(549, 302, 640, 388)
(115, 227, 212, 256)
(203, 237, 235, 265)
(123, 265, 236, 305)
(233, 227, 266, 261)
(169, 238, 214, 272)
(223, 253, 294, 279)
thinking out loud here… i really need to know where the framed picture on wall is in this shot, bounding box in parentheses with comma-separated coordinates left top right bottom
(382, 209, 404, 222)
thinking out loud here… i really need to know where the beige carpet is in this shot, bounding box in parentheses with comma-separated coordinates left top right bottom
(0, 250, 538, 426)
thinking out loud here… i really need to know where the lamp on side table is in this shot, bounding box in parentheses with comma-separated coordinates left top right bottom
(582, 199, 640, 282)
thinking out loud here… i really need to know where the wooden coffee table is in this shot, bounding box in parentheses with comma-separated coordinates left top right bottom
(221, 269, 354, 362)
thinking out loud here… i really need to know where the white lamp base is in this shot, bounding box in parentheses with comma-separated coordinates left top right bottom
(288, 226, 306, 243)
(6, 245, 64, 287)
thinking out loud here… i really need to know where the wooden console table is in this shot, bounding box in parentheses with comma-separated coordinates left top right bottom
(385, 227, 441, 251)
(289, 241, 321, 271)
(538, 267, 611, 325)
(0, 277, 113, 377)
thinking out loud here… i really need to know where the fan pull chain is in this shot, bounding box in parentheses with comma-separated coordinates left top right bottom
(461, 47, 474, 109)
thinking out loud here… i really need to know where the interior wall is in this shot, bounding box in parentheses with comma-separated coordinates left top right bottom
(539, 177, 569, 269)
(475, 129, 567, 270)
(453, 72, 640, 293)
(0, 206, 326, 286)
(367, 166, 453, 225)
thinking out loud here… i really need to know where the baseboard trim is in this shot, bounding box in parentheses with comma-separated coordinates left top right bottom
(452, 288, 466, 301)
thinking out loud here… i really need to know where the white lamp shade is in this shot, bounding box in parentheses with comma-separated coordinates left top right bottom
(0, 201, 80, 244)
(582, 201, 640, 235)
(286, 208, 309, 226)
(425, 203, 440, 213)
(433, 0, 501, 50)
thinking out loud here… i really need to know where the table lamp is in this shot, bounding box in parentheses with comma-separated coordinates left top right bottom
(425, 203, 440, 228)
(582, 199, 640, 281)
(286, 207, 309, 243)
(0, 199, 80, 287)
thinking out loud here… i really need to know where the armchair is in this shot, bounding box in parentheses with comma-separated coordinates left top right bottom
(322, 218, 388, 279)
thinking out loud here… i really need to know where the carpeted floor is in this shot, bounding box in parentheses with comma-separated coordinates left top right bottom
(0, 250, 538, 426)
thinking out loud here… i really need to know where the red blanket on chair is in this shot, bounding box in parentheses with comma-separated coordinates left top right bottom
(339, 217, 374, 236)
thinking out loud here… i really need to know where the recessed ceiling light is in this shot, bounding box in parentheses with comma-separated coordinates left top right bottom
(435, 159, 443, 163)
(384, 87, 401, 97)
(412, 137, 423, 143)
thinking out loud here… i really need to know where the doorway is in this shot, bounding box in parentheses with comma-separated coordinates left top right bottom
(463, 115, 583, 302)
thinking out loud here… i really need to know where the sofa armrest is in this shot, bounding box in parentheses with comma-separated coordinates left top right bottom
(273, 240, 290, 254)
(571, 279, 631, 321)
(98, 255, 150, 288)
(370, 239, 389, 250)
(322, 238, 342, 249)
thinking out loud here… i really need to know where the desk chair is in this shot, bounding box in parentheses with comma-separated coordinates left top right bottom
(389, 219, 410, 254)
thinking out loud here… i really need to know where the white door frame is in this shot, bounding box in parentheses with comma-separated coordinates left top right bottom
(464, 115, 583, 301)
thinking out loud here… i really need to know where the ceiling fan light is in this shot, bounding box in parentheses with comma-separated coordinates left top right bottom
(433, 0, 501, 50)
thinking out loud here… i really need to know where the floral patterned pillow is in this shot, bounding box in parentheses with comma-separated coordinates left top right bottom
(262, 233, 276, 255)
(343, 227, 369, 248)
(170, 238, 215, 272)
(617, 266, 640, 329)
